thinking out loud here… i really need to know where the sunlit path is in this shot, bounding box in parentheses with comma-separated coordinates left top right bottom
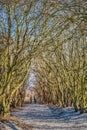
(13, 104, 87, 130)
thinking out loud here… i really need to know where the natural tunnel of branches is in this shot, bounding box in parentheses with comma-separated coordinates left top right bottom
(0, 0, 87, 117)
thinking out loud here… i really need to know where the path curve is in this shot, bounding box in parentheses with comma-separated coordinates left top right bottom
(13, 103, 87, 130)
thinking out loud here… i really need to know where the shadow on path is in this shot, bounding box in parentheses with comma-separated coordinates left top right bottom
(0, 120, 18, 130)
(12, 103, 87, 130)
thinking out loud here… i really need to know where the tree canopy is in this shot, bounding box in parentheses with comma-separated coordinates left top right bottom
(0, 0, 87, 116)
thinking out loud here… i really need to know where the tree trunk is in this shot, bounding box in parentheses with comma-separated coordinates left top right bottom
(2, 97, 10, 117)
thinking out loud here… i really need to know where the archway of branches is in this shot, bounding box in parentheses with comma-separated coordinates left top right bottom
(0, 0, 87, 117)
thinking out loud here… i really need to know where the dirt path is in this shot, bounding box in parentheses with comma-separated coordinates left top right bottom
(13, 103, 87, 130)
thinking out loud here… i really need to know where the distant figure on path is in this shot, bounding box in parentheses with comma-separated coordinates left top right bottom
(34, 96, 36, 104)
(30, 96, 32, 103)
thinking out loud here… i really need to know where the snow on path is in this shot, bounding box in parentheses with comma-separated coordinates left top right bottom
(13, 103, 87, 130)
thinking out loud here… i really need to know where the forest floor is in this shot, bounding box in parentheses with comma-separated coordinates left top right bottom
(12, 103, 87, 130)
